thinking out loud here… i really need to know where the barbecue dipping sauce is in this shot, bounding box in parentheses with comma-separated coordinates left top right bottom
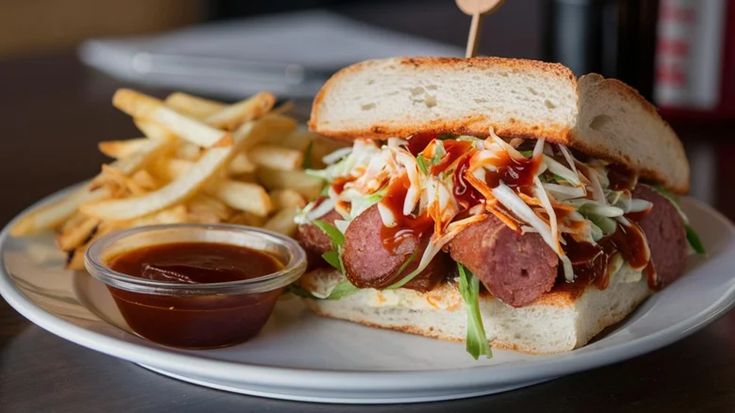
(107, 242, 284, 348)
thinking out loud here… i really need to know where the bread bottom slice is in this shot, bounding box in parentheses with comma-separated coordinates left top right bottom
(303, 270, 651, 354)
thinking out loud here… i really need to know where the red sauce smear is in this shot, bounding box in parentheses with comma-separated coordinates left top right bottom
(453, 155, 482, 210)
(430, 140, 473, 175)
(607, 164, 638, 191)
(331, 176, 355, 195)
(484, 152, 541, 194)
(407, 132, 438, 156)
(563, 219, 654, 296)
(379, 174, 433, 252)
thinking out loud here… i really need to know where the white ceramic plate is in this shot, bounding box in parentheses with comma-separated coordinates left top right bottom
(2, 185, 734, 404)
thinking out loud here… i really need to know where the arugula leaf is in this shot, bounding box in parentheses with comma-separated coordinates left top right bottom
(313, 220, 344, 247)
(686, 224, 706, 254)
(302, 141, 314, 169)
(520, 150, 534, 157)
(321, 250, 343, 273)
(437, 133, 455, 140)
(457, 263, 492, 359)
(327, 280, 359, 299)
(416, 155, 429, 175)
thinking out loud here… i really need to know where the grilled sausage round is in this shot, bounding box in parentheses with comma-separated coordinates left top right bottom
(449, 215, 559, 307)
(342, 204, 450, 291)
(632, 184, 688, 286)
(295, 209, 342, 268)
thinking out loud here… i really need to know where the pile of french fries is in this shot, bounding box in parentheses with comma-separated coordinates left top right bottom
(11, 89, 344, 269)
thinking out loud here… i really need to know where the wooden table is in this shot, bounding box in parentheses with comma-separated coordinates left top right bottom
(1, 54, 734, 412)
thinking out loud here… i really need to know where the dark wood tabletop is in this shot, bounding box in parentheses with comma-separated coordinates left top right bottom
(1, 52, 735, 412)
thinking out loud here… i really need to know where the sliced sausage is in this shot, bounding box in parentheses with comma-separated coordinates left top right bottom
(449, 215, 559, 307)
(342, 204, 449, 290)
(295, 209, 341, 268)
(632, 184, 688, 286)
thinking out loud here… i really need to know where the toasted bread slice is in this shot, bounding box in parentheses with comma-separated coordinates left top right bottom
(309, 57, 688, 193)
(302, 268, 651, 354)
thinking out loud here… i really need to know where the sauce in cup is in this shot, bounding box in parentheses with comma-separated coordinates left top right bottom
(85, 224, 306, 348)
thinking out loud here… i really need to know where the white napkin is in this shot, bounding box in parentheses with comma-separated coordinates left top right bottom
(79, 10, 462, 98)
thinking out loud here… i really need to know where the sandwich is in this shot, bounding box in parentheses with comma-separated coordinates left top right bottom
(292, 57, 703, 357)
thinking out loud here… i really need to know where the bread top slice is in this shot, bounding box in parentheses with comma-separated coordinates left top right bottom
(309, 57, 689, 193)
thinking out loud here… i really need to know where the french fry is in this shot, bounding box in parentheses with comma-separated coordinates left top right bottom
(233, 114, 297, 150)
(107, 133, 174, 176)
(96, 165, 158, 196)
(270, 100, 294, 116)
(57, 216, 99, 251)
(60, 212, 88, 234)
(274, 129, 314, 152)
(81, 142, 234, 220)
(164, 92, 225, 119)
(98, 138, 148, 159)
(249, 144, 303, 170)
(270, 189, 306, 209)
(205, 92, 276, 130)
(134, 119, 176, 141)
(208, 180, 272, 217)
(229, 211, 267, 227)
(256, 168, 323, 199)
(103, 205, 189, 231)
(264, 207, 299, 236)
(18, 87, 327, 265)
(228, 152, 256, 174)
(141, 204, 189, 225)
(155, 158, 194, 181)
(113, 89, 227, 147)
(175, 141, 203, 161)
(187, 194, 232, 223)
(67, 247, 87, 270)
(130, 170, 157, 191)
(11, 188, 108, 236)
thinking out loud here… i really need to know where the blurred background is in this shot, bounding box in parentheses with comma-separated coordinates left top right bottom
(1, 0, 734, 217)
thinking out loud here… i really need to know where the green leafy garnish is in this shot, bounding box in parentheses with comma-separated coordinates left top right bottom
(285, 278, 358, 300)
(313, 220, 344, 247)
(686, 224, 705, 254)
(314, 218, 350, 281)
(327, 280, 359, 299)
(302, 141, 314, 169)
(416, 155, 429, 175)
(457, 263, 492, 359)
(299, 219, 359, 300)
(520, 150, 534, 157)
(437, 133, 455, 140)
(321, 250, 343, 272)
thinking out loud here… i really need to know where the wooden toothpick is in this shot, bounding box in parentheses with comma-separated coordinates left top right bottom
(455, 0, 505, 58)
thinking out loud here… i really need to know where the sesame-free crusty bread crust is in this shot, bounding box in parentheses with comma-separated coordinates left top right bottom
(309, 57, 689, 193)
(303, 268, 652, 354)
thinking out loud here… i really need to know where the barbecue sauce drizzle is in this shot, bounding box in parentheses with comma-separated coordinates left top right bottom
(382, 135, 655, 293)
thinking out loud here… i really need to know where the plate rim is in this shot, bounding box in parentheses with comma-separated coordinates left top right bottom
(2, 184, 735, 397)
